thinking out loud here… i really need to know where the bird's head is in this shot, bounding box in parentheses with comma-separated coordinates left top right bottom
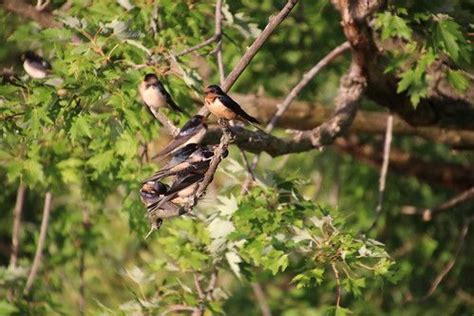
(189, 115, 205, 126)
(140, 181, 168, 195)
(204, 85, 222, 96)
(21, 51, 36, 61)
(144, 73, 160, 85)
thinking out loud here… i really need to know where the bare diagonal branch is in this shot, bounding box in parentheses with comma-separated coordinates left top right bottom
(24, 191, 53, 295)
(10, 182, 26, 269)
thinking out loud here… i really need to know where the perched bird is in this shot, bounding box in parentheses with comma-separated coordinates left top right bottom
(151, 172, 206, 210)
(22, 51, 52, 79)
(154, 115, 208, 158)
(140, 180, 183, 218)
(204, 85, 260, 124)
(139, 181, 169, 207)
(139, 73, 184, 114)
(144, 143, 213, 183)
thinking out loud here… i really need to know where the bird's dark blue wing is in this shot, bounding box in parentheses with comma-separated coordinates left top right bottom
(217, 94, 260, 124)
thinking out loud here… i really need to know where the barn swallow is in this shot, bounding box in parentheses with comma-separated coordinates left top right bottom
(204, 85, 260, 124)
(144, 143, 213, 182)
(151, 172, 206, 211)
(139, 73, 184, 114)
(139, 181, 169, 207)
(21, 51, 52, 79)
(154, 115, 207, 158)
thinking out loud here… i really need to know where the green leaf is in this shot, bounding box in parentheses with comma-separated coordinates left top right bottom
(433, 16, 465, 63)
(70, 115, 92, 141)
(446, 69, 469, 92)
(0, 300, 18, 315)
(87, 150, 115, 174)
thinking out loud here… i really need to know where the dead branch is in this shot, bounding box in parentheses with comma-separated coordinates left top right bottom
(10, 182, 26, 268)
(24, 191, 53, 296)
(402, 187, 474, 221)
(366, 115, 393, 233)
(251, 282, 272, 316)
(422, 216, 473, 300)
(2, 0, 60, 28)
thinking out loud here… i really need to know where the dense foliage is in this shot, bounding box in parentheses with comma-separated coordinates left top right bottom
(1, 0, 473, 315)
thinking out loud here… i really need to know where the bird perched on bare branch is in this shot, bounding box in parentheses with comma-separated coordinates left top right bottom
(139, 73, 185, 115)
(154, 115, 208, 158)
(204, 84, 260, 124)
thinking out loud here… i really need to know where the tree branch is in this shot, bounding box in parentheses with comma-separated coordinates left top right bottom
(221, 0, 299, 92)
(24, 191, 53, 296)
(196, 0, 300, 115)
(331, 263, 342, 308)
(421, 216, 473, 300)
(251, 282, 272, 316)
(2, 0, 60, 28)
(335, 136, 474, 191)
(402, 187, 474, 221)
(10, 182, 26, 269)
(226, 93, 474, 148)
(214, 0, 225, 86)
(365, 115, 393, 233)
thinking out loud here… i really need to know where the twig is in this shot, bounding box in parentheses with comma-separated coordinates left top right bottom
(251, 282, 272, 316)
(221, 0, 299, 92)
(79, 209, 90, 316)
(331, 263, 342, 307)
(197, 0, 300, 118)
(151, 110, 179, 137)
(35, 0, 50, 11)
(175, 35, 220, 57)
(10, 182, 26, 268)
(2, 0, 60, 28)
(239, 42, 350, 191)
(183, 121, 233, 212)
(162, 304, 196, 315)
(265, 41, 350, 134)
(365, 115, 393, 233)
(402, 187, 474, 221)
(424, 187, 474, 220)
(205, 269, 218, 300)
(214, 0, 225, 86)
(194, 274, 205, 300)
(422, 216, 473, 300)
(24, 191, 53, 296)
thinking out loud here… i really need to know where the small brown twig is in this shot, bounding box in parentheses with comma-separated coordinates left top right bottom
(241, 41, 351, 191)
(331, 263, 342, 307)
(221, 0, 299, 92)
(151, 110, 179, 137)
(251, 282, 272, 316)
(402, 187, 474, 221)
(79, 209, 91, 315)
(24, 191, 53, 296)
(365, 115, 393, 234)
(35, 0, 50, 11)
(175, 35, 220, 57)
(214, 0, 225, 86)
(10, 182, 26, 268)
(421, 216, 473, 300)
(162, 304, 196, 315)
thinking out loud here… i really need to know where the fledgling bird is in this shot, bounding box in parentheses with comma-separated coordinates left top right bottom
(139, 181, 169, 207)
(204, 84, 260, 124)
(140, 180, 183, 217)
(154, 115, 208, 158)
(152, 172, 206, 210)
(139, 73, 184, 114)
(21, 51, 52, 79)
